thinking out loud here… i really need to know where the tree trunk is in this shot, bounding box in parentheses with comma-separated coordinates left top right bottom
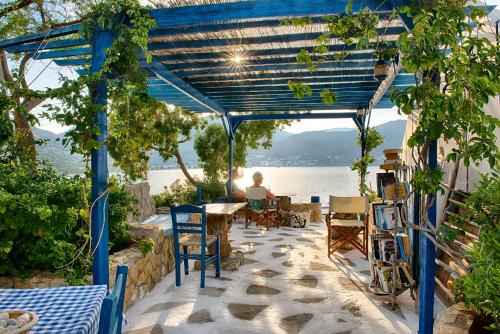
(0, 49, 38, 162)
(439, 158, 461, 227)
(174, 148, 198, 186)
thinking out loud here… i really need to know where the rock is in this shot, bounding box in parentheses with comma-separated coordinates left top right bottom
(228, 303, 269, 320)
(6, 319, 16, 326)
(342, 299, 362, 317)
(127, 324, 164, 334)
(187, 309, 214, 323)
(293, 296, 328, 304)
(294, 275, 318, 288)
(221, 251, 245, 271)
(199, 287, 226, 297)
(246, 284, 281, 295)
(125, 182, 155, 223)
(0, 313, 7, 321)
(433, 302, 475, 334)
(0, 277, 13, 289)
(279, 313, 314, 334)
(0, 320, 7, 327)
(252, 269, 282, 278)
(310, 262, 336, 272)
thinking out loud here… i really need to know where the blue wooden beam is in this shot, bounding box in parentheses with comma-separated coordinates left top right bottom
(149, 0, 393, 28)
(53, 58, 91, 66)
(229, 103, 395, 112)
(194, 79, 416, 90)
(389, 0, 415, 31)
(154, 42, 397, 63)
(221, 101, 371, 109)
(149, 82, 383, 94)
(145, 61, 228, 115)
(230, 112, 357, 122)
(187, 69, 382, 84)
(90, 28, 113, 287)
(149, 27, 403, 52)
(196, 82, 415, 93)
(163, 52, 379, 71)
(174, 61, 379, 78)
(149, 13, 396, 38)
(0, 24, 81, 48)
(5, 38, 88, 53)
(33, 47, 91, 60)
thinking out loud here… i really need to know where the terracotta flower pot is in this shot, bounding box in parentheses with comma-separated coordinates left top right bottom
(374, 59, 389, 81)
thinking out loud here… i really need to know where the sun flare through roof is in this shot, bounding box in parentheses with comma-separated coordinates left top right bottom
(0, 0, 419, 115)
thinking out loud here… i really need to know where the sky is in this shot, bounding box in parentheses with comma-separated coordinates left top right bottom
(25, 0, 500, 134)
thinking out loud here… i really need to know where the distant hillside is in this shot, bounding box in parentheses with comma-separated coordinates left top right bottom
(34, 119, 406, 173)
(247, 120, 406, 166)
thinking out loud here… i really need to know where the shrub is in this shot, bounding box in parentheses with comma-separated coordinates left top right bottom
(170, 179, 198, 205)
(198, 177, 226, 203)
(107, 177, 135, 253)
(138, 237, 154, 256)
(167, 177, 226, 205)
(0, 162, 135, 283)
(0, 162, 89, 280)
(152, 192, 174, 208)
(455, 172, 500, 331)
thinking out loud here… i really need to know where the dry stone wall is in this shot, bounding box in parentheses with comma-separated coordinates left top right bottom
(125, 182, 156, 223)
(109, 223, 174, 309)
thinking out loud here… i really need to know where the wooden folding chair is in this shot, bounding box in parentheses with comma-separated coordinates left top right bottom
(245, 187, 279, 230)
(326, 196, 369, 259)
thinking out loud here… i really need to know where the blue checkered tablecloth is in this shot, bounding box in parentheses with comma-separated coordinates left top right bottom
(0, 285, 107, 334)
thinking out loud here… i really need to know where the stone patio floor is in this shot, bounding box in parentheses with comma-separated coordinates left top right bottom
(124, 220, 419, 334)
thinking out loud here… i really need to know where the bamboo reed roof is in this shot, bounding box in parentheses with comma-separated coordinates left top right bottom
(0, 0, 418, 114)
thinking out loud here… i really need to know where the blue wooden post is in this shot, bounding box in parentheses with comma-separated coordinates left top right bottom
(228, 134, 234, 203)
(418, 139, 438, 333)
(412, 190, 421, 282)
(90, 27, 113, 287)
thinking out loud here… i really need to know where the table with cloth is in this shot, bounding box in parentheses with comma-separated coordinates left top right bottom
(0, 285, 107, 333)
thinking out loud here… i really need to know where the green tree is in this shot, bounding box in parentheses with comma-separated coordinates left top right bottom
(0, 0, 91, 162)
(194, 120, 290, 180)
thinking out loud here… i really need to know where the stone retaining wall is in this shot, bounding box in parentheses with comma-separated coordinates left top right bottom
(125, 182, 156, 224)
(0, 223, 174, 310)
(110, 223, 174, 309)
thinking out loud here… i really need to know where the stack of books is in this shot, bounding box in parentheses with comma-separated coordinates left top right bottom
(379, 148, 403, 171)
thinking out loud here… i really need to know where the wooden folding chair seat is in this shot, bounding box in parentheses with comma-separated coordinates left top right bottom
(326, 196, 369, 259)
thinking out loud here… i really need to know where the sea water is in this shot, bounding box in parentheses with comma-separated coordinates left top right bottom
(148, 166, 380, 203)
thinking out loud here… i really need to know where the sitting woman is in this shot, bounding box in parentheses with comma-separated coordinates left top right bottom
(246, 172, 278, 228)
(248, 171, 275, 200)
(226, 168, 246, 202)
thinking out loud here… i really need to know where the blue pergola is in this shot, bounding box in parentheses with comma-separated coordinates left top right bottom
(4, 1, 491, 332)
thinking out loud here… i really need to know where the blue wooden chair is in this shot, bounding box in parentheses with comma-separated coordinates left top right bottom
(98, 264, 128, 334)
(170, 204, 221, 288)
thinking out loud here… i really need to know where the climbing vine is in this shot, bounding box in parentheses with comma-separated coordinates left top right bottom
(43, 0, 161, 180)
(282, 0, 398, 104)
(351, 127, 384, 197)
(287, 1, 500, 325)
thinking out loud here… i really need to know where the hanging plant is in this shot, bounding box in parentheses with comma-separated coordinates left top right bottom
(320, 88, 336, 105)
(374, 58, 390, 81)
(288, 80, 313, 99)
